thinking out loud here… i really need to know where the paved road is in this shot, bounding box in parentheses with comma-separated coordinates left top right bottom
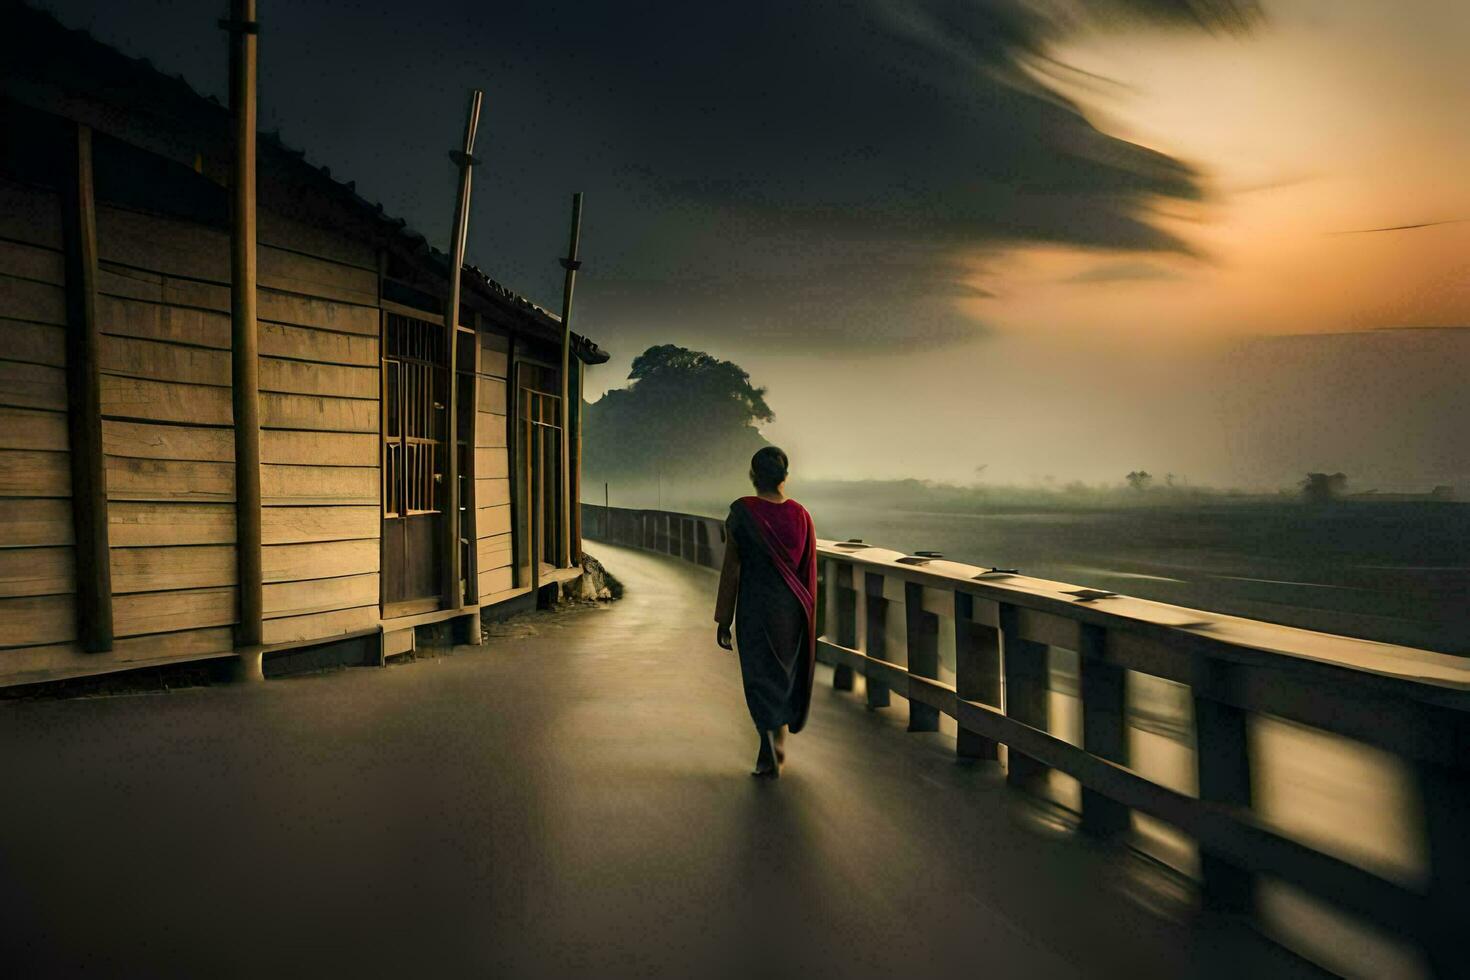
(0, 544, 1323, 978)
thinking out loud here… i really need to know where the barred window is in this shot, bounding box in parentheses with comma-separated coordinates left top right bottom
(382, 313, 447, 517)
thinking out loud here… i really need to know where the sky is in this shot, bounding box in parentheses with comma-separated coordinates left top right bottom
(39, 0, 1470, 491)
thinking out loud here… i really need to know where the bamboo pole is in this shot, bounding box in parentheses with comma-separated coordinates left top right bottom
(442, 89, 483, 610)
(223, 0, 263, 675)
(60, 122, 112, 653)
(557, 193, 583, 568)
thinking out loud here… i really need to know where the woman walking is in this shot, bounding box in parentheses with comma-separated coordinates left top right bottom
(714, 446, 818, 777)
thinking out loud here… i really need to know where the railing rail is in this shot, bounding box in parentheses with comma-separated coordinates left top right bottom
(582, 502, 1470, 976)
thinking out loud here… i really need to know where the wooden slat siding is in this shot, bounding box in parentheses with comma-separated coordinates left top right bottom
(97, 263, 230, 313)
(114, 587, 237, 636)
(0, 545, 73, 597)
(261, 430, 376, 467)
(110, 502, 235, 547)
(98, 294, 231, 349)
(259, 358, 376, 398)
(261, 505, 377, 545)
(477, 503, 511, 536)
(100, 334, 231, 386)
(0, 359, 67, 411)
(110, 545, 236, 593)
(0, 178, 64, 249)
(0, 450, 71, 497)
(103, 421, 234, 462)
(261, 465, 376, 504)
(263, 539, 377, 583)
(474, 446, 509, 478)
(258, 210, 377, 272)
(258, 245, 378, 308)
(96, 205, 229, 284)
(0, 593, 76, 646)
(478, 377, 507, 413)
(0, 320, 66, 366)
(476, 532, 512, 571)
(0, 273, 66, 324)
(260, 392, 376, 432)
(258, 289, 377, 335)
(0, 407, 69, 451)
(476, 478, 510, 506)
(0, 499, 75, 548)
(259, 320, 376, 366)
(105, 458, 234, 501)
(263, 572, 378, 619)
(2, 626, 235, 676)
(102, 376, 232, 425)
(475, 410, 507, 448)
(261, 605, 378, 646)
(478, 565, 513, 597)
(0, 239, 65, 285)
(95, 209, 375, 308)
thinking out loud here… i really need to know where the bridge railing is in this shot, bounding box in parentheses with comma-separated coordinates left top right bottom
(583, 502, 1470, 976)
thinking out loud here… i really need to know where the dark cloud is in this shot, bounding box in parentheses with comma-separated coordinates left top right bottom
(41, 0, 1258, 353)
(1063, 260, 1185, 283)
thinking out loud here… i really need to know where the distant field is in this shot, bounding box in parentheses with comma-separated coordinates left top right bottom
(802, 499, 1470, 656)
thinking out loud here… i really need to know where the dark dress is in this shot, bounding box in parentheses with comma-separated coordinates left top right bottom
(716, 497, 818, 733)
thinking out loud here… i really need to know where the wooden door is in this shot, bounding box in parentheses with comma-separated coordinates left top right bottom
(381, 312, 447, 612)
(516, 374, 562, 589)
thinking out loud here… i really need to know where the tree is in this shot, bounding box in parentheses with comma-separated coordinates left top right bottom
(1300, 472, 1347, 503)
(583, 345, 774, 503)
(1126, 470, 1153, 492)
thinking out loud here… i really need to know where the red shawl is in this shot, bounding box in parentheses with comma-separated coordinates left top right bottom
(738, 497, 818, 709)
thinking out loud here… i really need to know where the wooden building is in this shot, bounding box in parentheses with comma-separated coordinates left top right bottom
(0, 4, 606, 686)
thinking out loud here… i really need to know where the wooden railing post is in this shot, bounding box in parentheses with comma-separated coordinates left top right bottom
(954, 592, 1000, 760)
(904, 582, 939, 732)
(1079, 623, 1130, 837)
(1194, 687, 1254, 912)
(832, 561, 855, 691)
(1000, 603, 1049, 792)
(1417, 760, 1469, 978)
(864, 572, 891, 708)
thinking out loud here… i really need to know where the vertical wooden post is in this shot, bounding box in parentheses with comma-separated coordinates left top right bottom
(904, 582, 940, 732)
(831, 561, 855, 690)
(1000, 603, 1049, 792)
(1418, 760, 1470, 978)
(442, 89, 484, 610)
(954, 593, 1000, 760)
(556, 193, 583, 569)
(224, 1, 263, 674)
(864, 572, 891, 709)
(1079, 624, 1130, 837)
(570, 354, 583, 561)
(60, 122, 112, 653)
(1194, 689, 1254, 911)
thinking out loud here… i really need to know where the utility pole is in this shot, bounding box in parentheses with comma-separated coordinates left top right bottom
(223, 0, 262, 677)
(557, 193, 583, 567)
(441, 89, 484, 610)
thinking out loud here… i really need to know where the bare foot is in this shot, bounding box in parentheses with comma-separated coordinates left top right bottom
(752, 730, 780, 777)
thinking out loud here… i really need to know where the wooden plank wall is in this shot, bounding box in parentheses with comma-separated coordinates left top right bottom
(0, 180, 384, 681)
(255, 211, 381, 643)
(474, 329, 516, 605)
(0, 177, 79, 674)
